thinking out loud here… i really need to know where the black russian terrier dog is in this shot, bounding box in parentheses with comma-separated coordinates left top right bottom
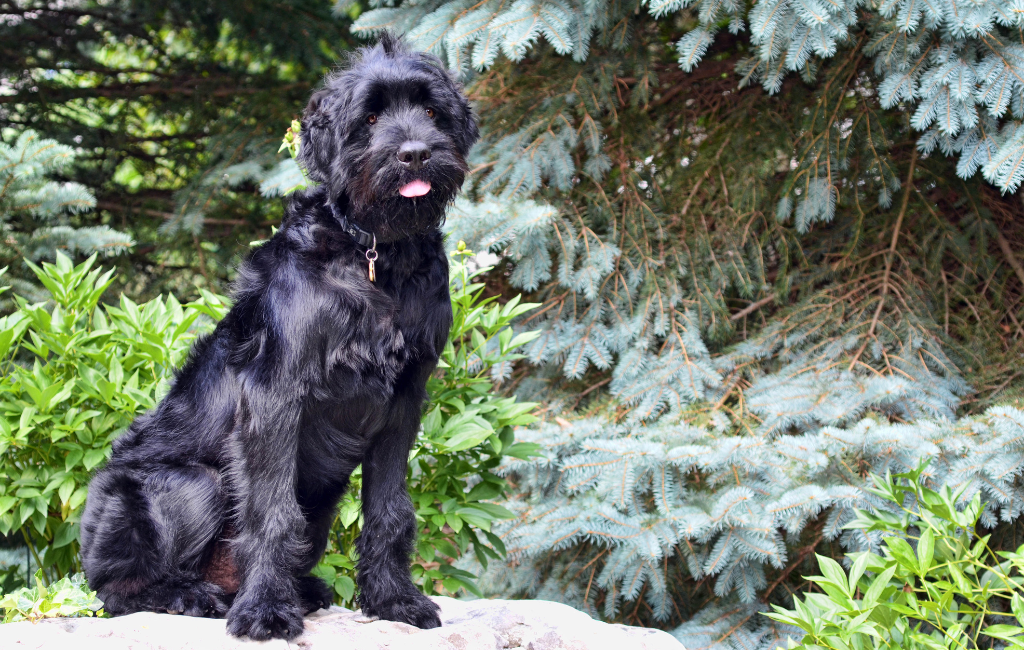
(79, 33, 478, 640)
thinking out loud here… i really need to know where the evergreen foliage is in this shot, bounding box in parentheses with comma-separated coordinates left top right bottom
(0, 131, 132, 300)
(352, 0, 1024, 195)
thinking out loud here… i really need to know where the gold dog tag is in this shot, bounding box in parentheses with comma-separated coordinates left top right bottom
(366, 238, 378, 282)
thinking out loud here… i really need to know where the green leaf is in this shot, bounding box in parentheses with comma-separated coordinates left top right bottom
(915, 528, 935, 576)
(465, 481, 503, 502)
(433, 538, 460, 558)
(848, 551, 870, 594)
(82, 447, 107, 471)
(507, 330, 542, 350)
(948, 561, 972, 592)
(19, 407, 37, 434)
(0, 328, 18, 360)
(52, 522, 79, 548)
(483, 530, 507, 556)
(816, 555, 850, 596)
(64, 448, 84, 471)
(503, 442, 543, 459)
(445, 513, 464, 533)
(983, 624, 1024, 641)
(863, 564, 897, 607)
(69, 487, 88, 511)
(311, 564, 335, 583)
(422, 406, 443, 436)
(885, 537, 918, 575)
(470, 328, 486, 353)
(57, 477, 76, 505)
(439, 412, 494, 452)
(464, 502, 516, 519)
(1013, 593, 1024, 626)
(334, 575, 355, 601)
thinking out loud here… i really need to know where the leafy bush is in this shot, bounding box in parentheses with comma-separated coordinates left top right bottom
(0, 246, 539, 608)
(312, 242, 541, 605)
(767, 463, 1024, 649)
(0, 570, 102, 623)
(0, 252, 227, 582)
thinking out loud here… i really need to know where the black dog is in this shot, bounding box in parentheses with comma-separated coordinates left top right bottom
(79, 33, 478, 640)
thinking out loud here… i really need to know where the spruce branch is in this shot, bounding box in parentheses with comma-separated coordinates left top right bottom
(730, 295, 776, 322)
(847, 146, 919, 370)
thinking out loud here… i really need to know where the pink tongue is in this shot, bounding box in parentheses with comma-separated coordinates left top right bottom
(399, 180, 431, 197)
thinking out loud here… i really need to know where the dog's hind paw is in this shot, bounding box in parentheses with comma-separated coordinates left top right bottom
(226, 594, 305, 640)
(296, 575, 333, 614)
(160, 579, 228, 618)
(361, 591, 441, 629)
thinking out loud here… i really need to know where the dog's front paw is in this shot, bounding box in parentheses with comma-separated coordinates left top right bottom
(361, 591, 441, 629)
(226, 593, 305, 640)
(296, 575, 333, 614)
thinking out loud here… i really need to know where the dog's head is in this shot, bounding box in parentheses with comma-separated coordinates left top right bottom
(298, 33, 479, 242)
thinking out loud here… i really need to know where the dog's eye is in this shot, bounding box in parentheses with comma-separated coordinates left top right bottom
(425, 108, 435, 119)
(367, 114, 377, 125)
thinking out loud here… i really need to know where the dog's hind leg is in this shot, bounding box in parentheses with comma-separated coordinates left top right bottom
(80, 464, 228, 617)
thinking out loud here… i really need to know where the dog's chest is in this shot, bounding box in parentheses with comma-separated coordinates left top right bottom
(381, 272, 451, 364)
(319, 253, 450, 380)
(300, 264, 450, 472)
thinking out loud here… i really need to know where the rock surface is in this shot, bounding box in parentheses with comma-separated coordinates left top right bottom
(2, 596, 683, 649)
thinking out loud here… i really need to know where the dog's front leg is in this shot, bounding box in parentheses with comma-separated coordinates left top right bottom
(356, 398, 442, 629)
(225, 376, 308, 640)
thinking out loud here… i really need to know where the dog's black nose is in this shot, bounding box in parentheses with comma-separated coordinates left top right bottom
(397, 141, 431, 170)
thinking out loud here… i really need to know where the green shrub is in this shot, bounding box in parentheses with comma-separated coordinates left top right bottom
(0, 569, 103, 623)
(312, 242, 541, 605)
(766, 463, 1024, 649)
(0, 246, 540, 607)
(0, 253, 227, 582)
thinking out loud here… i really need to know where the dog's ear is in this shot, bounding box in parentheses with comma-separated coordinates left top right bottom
(298, 89, 335, 184)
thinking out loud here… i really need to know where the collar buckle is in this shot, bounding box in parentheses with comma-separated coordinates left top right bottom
(328, 202, 376, 249)
(330, 202, 378, 282)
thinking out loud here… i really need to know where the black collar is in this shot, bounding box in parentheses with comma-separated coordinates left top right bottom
(329, 202, 375, 249)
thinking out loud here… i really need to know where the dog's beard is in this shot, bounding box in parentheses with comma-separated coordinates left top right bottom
(346, 147, 467, 242)
(350, 193, 449, 242)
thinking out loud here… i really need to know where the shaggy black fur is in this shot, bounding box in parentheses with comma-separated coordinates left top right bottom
(79, 33, 478, 640)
